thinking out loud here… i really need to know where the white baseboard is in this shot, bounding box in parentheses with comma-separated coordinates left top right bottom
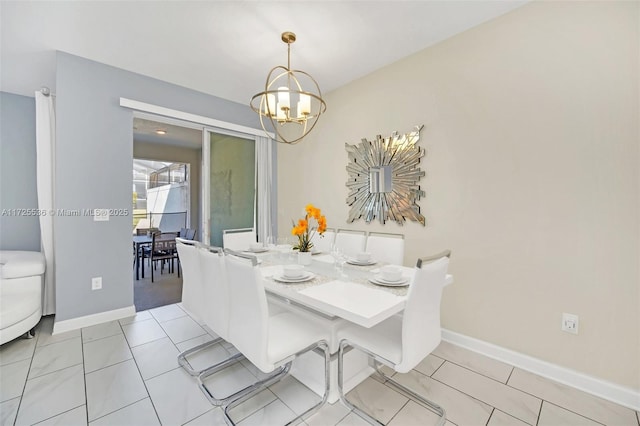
(53, 305, 136, 335)
(441, 329, 640, 411)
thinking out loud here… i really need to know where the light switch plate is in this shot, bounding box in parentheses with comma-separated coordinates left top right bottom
(94, 209, 109, 221)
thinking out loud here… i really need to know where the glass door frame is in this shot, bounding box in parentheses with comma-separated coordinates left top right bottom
(119, 97, 275, 246)
(201, 127, 260, 246)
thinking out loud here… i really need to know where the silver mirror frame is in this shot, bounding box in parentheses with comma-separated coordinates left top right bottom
(345, 125, 426, 226)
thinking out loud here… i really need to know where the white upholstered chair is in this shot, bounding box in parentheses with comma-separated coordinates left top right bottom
(175, 238, 202, 322)
(222, 228, 256, 250)
(334, 229, 366, 257)
(365, 232, 405, 265)
(222, 249, 331, 425)
(176, 240, 236, 377)
(337, 253, 452, 426)
(194, 244, 257, 405)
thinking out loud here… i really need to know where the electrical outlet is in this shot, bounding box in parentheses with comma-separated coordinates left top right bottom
(561, 313, 579, 334)
(91, 277, 102, 290)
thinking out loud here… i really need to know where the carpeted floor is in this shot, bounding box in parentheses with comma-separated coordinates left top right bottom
(133, 261, 182, 311)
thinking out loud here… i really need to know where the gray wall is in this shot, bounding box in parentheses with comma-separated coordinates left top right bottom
(0, 92, 41, 251)
(55, 52, 261, 321)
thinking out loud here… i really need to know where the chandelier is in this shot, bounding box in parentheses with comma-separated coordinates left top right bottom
(250, 32, 326, 145)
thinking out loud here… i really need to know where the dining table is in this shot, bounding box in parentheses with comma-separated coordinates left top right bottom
(241, 246, 453, 402)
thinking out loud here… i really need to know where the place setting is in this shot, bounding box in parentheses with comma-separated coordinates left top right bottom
(243, 242, 270, 254)
(345, 251, 377, 266)
(272, 264, 316, 284)
(369, 265, 409, 287)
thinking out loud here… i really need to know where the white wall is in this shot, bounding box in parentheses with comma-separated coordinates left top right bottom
(277, 1, 639, 390)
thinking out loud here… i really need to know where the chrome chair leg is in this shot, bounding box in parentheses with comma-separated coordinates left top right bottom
(338, 340, 446, 426)
(177, 337, 224, 376)
(223, 341, 331, 426)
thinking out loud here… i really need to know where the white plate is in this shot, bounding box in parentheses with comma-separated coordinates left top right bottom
(272, 272, 315, 283)
(347, 258, 377, 266)
(245, 247, 269, 253)
(368, 276, 409, 287)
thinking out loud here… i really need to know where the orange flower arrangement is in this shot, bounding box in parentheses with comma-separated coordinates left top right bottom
(291, 204, 327, 252)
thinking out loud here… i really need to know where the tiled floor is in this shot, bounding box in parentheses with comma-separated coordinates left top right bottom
(1, 303, 638, 426)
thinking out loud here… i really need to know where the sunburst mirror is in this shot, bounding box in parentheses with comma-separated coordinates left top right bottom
(345, 125, 426, 226)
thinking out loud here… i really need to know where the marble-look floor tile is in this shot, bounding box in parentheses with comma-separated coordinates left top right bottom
(85, 359, 148, 421)
(121, 318, 167, 347)
(145, 367, 212, 425)
(203, 325, 221, 340)
(200, 362, 265, 401)
(0, 335, 37, 366)
(149, 304, 186, 323)
(15, 364, 85, 426)
(0, 397, 20, 426)
(29, 337, 82, 379)
(346, 377, 408, 424)
(184, 408, 227, 426)
(270, 376, 322, 416)
(413, 354, 445, 377)
(159, 315, 206, 344)
(433, 361, 541, 424)
(0, 358, 30, 402)
(175, 338, 231, 373)
(228, 389, 277, 423)
(36, 317, 81, 348)
(175, 333, 216, 352)
(119, 310, 152, 326)
(34, 405, 87, 426)
(305, 401, 350, 426)
(487, 408, 530, 426)
(538, 401, 602, 426)
(508, 368, 637, 425)
(241, 359, 281, 381)
(387, 400, 455, 426)
(81, 321, 122, 343)
(83, 334, 132, 373)
(433, 341, 513, 383)
(131, 337, 180, 380)
(90, 398, 159, 425)
(237, 399, 297, 426)
(392, 369, 493, 425)
(336, 411, 371, 426)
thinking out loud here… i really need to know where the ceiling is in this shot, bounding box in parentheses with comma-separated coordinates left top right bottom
(1, 1, 527, 106)
(133, 117, 203, 148)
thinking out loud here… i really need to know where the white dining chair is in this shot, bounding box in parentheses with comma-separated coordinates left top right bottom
(222, 228, 255, 250)
(311, 228, 335, 253)
(365, 232, 405, 265)
(175, 238, 202, 322)
(176, 242, 234, 376)
(337, 253, 452, 426)
(334, 229, 366, 257)
(193, 244, 263, 405)
(195, 246, 296, 406)
(222, 249, 332, 425)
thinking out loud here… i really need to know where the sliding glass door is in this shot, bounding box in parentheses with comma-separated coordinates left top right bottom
(202, 129, 256, 247)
